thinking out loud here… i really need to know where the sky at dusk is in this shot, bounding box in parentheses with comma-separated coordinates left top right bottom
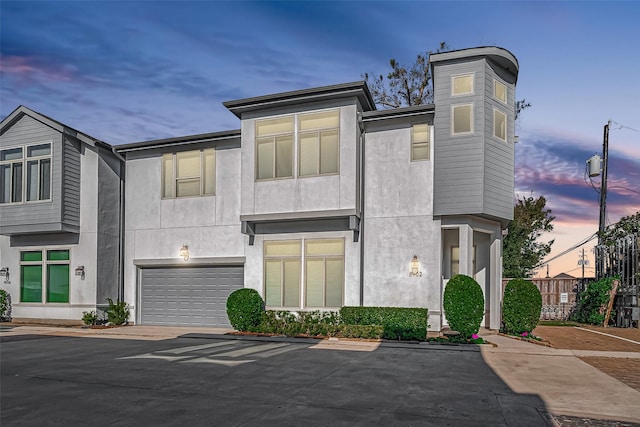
(2, 1, 639, 278)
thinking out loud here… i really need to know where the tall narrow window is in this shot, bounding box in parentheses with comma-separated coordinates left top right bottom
(256, 116, 294, 180)
(298, 110, 339, 176)
(46, 250, 70, 303)
(305, 239, 344, 308)
(0, 147, 24, 203)
(264, 241, 301, 307)
(494, 109, 507, 141)
(411, 124, 430, 161)
(452, 104, 473, 135)
(452, 74, 474, 96)
(162, 148, 215, 198)
(494, 80, 507, 103)
(21, 251, 43, 302)
(26, 144, 51, 201)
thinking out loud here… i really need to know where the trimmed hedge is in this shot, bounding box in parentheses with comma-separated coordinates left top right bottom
(226, 288, 265, 331)
(502, 278, 542, 334)
(443, 274, 484, 338)
(0, 289, 11, 322)
(340, 306, 428, 341)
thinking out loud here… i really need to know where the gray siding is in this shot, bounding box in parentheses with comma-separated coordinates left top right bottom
(0, 115, 66, 234)
(61, 136, 81, 228)
(432, 57, 516, 223)
(96, 147, 122, 305)
(433, 59, 486, 216)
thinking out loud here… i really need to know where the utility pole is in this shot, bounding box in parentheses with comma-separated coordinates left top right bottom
(578, 248, 589, 292)
(598, 121, 610, 247)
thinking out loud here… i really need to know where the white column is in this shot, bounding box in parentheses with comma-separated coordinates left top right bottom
(458, 224, 474, 276)
(489, 233, 502, 330)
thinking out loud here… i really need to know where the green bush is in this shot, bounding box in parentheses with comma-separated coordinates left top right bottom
(502, 279, 542, 334)
(0, 289, 11, 322)
(571, 277, 617, 325)
(339, 306, 428, 341)
(443, 274, 484, 338)
(105, 298, 130, 325)
(82, 310, 98, 326)
(337, 324, 384, 339)
(258, 310, 340, 337)
(226, 288, 265, 331)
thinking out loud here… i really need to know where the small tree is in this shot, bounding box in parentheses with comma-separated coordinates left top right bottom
(600, 211, 639, 246)
(226, 288, 265, 332)
(443, 274, 484, 337)
(502, 279, 542, 334)
(571, 277, 617, 325)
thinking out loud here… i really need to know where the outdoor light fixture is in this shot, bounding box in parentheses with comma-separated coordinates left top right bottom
(74, 266, 85, 280)
(180, 244, 190, 261)
(409, 255, 422, 277)
(0, 267, 9, 282)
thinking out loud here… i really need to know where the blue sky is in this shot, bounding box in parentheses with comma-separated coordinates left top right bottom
(2, 1, 639, 276)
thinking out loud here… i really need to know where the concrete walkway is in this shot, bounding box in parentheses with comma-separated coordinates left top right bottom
(479, 331, 640, 423)
(3, 324, 640, 423)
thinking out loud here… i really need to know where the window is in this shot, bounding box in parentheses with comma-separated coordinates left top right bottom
(494, 80, 507, 103)
(452, 104, 473, 135)
(298, 110, 339, 176)
(264, 238, 344, 308)
(0, 143, 51, 204)
(255, 109, 340, 180)
(20, 249, 70, 303)
(162, 148, 215, 198)
(264, 240, 301, 307)
(452, 74, 474, 96)
(411, 124, 430, 161)
(494, 109, 507, 141)
(450, 246, 476, 278)
(305, 239, 344, 308)
(256, 116, 294, 180)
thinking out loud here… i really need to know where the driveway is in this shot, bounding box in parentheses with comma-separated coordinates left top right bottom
(1, 331, 551, 426)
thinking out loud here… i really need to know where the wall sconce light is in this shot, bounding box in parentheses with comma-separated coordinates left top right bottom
(74, 266, 85, 280)
(180, 244, 190, 261)
(0, 267, 9, 282)
(409, 255, 422, 277)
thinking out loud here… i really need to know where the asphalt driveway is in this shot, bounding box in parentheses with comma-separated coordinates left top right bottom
(1, 334, 551, 426)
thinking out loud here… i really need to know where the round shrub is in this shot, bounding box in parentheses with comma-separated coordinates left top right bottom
(443, 274, 484, 338)
(226, 288, 265, 331)
(502, 278, 542, 334)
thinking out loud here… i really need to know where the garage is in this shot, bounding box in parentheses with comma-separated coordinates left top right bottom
(139, 266, 244, 327)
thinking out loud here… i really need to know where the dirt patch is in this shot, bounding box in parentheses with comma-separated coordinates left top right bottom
(579, 357, 640, 392)
(533, 326, 640, 352)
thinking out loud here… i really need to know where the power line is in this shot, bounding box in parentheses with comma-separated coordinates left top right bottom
(610, 120, 640, 133)
(537, 232, 598, 268)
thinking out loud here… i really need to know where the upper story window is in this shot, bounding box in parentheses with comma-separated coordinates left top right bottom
(162, 148, 215, 198)
(298, 110, 339, 177)
(452, 104, 473, 135)
(256, 116, 294, 180)
(0, 143, 52, 204)
(494, 109, 507, 142)
(494, 80, 507, 104)
(411, 124, 430, 161)
(452, 74, 474, 96)
(255, 109, 340, 181)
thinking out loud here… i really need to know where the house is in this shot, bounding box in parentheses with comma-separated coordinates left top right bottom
(0, 106, 123, 320)
(114, 46, 518, 331)
(0, 46, 519, 331)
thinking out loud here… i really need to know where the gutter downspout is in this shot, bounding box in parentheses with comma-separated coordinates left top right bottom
(110, 147, 126, 303)
(358, 113, 365, 306)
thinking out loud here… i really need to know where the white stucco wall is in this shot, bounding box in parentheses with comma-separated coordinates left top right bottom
(122, 146, 244, 320)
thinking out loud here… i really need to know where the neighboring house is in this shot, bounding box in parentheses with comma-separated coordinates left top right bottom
(115, 46, 519, 331)
(0, 106, 123, 321)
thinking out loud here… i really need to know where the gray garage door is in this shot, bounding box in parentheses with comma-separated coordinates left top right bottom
(140, 266, 244, 327)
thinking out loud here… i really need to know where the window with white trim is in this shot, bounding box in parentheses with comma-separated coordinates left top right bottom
(452, 104, 473, 135)
(162, 148, 215, 198)
(264, 238, 344, 308)
(494, 109, 507, 141)
(452, 74, 474, 96)
(411, 124, 430, 161)
(20, 249, 70, 303)
(494, 80, 507, 103)
(298, 110, 339, 177)
(0, 143, 52, 204)
(255, 109, 340, 181)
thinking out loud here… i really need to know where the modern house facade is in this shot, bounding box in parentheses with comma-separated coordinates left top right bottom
(0, 46, 519, 331)
(0, 106, 123, 320)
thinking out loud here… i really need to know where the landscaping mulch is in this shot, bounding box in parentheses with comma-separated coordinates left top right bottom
(533, 326, 640, 352)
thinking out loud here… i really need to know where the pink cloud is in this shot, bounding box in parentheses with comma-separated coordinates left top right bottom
(0, 55, 75, 82)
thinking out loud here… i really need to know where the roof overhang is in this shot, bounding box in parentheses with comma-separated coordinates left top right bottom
(429, 46, 519, 83)
(115, 129, 241, 153)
